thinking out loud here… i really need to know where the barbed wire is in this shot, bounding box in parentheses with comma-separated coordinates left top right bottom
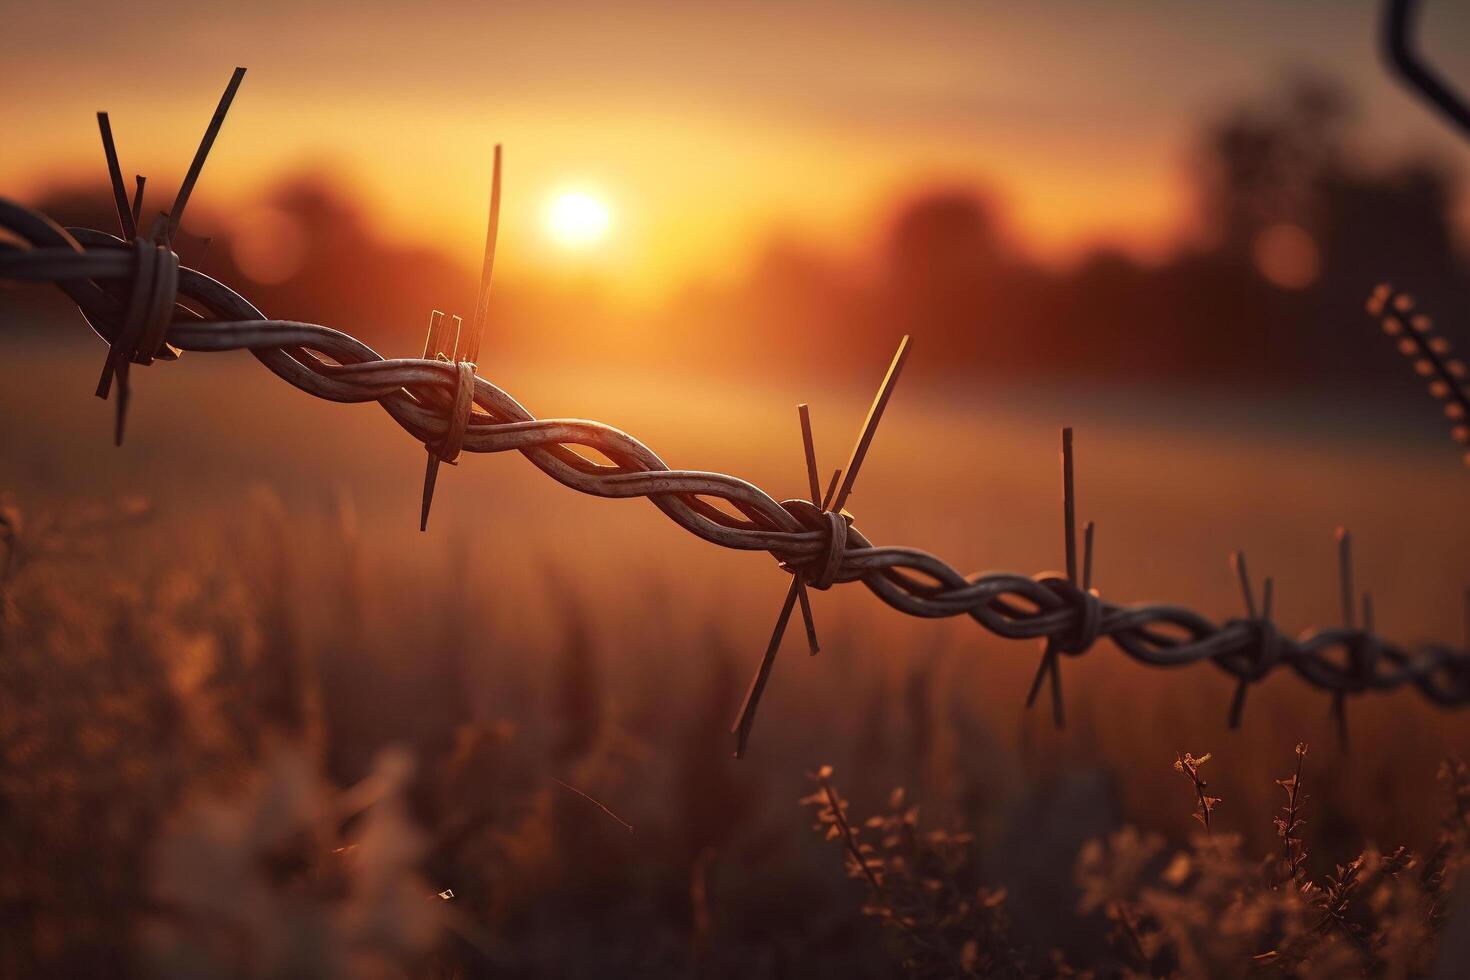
(3, 68, 1470, 758)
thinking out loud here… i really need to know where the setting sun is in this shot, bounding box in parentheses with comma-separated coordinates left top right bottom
(547, 191, 611, 248)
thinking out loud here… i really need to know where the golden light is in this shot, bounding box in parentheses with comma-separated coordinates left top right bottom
(547, 191, 612, 249)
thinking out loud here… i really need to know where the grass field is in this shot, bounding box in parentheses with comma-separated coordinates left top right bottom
(3, 325, 1470, 976)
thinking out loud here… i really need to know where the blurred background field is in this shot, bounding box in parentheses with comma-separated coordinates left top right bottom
(6, 0, 1470, 975)
(3, 316, 1470, 975)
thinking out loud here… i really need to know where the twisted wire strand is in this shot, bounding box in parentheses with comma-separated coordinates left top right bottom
(3, 197, 1470, 719)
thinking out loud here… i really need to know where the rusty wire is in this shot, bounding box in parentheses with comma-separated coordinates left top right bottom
(4, 71, 1470, 758)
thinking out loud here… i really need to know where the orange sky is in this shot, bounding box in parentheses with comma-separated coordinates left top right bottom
(2, 1, 1467, 302)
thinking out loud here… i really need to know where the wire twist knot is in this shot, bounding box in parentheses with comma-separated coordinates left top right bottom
(1239, 617, 1283, 680)
(95, 238, 179, 390)
(777, 498, 852, 591)
(1030, 574, 1102, 655)
(1339, 632, 1379, 694)
(1061, 578, 1104, 655)
(809, 510, 849, 590)
(431, 360, 478, 463)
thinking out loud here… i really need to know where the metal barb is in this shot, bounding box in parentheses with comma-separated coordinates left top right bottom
(796, 584, 819, 657)
(731, 398, 833, 755)
(732, 576, 802, 758)
(461, 145, 502, 369)
(423, 309, 455, 361)
(1337, 526, 1355, 630)
(821, 469, 842, 512)
(130, 176, 145, 229)
(1231, 551, 1258, 620)
(419, 310, 448, 532)
(419, 154, 503, 531)
(735, 336, 911, 738)
(1025, 641, 1064, 728)
(95, 113, 135, 241)
(113, 362, 130, 447)
(1062, 427, 1077, 585)
(798, 403, 821, 506)
(1082, 520, 1096, 593)
(445, 314, 464, 361)
(166, 67, 246, 243)
(418, 308, 462, 534)
(794, 402, 822, 656)
(1228, 565, 1272, 729)
(1227, 675, 1251, 730)
(830, 336, 910, 515)
(1027, 427, 1083, 729)
(419, 457, 442, 533)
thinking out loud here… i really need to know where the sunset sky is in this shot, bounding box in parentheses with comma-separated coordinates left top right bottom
(3, 0, 1468, 302)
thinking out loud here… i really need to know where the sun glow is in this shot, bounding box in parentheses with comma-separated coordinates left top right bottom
(547, 191, 612, 248)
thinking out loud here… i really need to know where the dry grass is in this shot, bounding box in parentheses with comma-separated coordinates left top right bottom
(3, 335, 1470, 975)
(809, 744, 1470, 977)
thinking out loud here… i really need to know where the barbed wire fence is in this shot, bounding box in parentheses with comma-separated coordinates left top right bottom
(4, 3, 1470, 757)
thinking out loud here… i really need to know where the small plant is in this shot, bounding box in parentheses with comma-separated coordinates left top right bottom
(807, 747, 1470, 977)
(1172, 751, 1220, 837)
(1275, 742, 1309, 884)
(801, 766, 1023, 979)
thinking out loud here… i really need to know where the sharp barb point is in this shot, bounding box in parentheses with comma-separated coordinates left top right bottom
(1050, 656, 1065, 728)
(1025, 654, 1050, 708)
(1337, 526, 1355, 630)
(1082, 520, 1095, 594)
(420, 453, 441, 532)
(1229, 678, 1248, 729)
(131, 175, 146, 228)
(422, 309, 448, 360)
(113, 364, 130, 447)
(96, 112, 136, 240)
(463, 145, 503, 368)
(798, 403, 821, 506)
(796, 577, 819, 656)
(1231, 551, 1258, 620)
(831, 336, 910, 514)
(1062, 427, 1077, 585)
(821, 468, 842, 512)
(1026, 643, 1064, 727)
(167, 66, 247, 242)
(732, 577, 802, 757)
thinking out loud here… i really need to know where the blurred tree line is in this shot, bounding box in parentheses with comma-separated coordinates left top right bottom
(5, 75, 1466, 394)
(683, 75, 1469, 393)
